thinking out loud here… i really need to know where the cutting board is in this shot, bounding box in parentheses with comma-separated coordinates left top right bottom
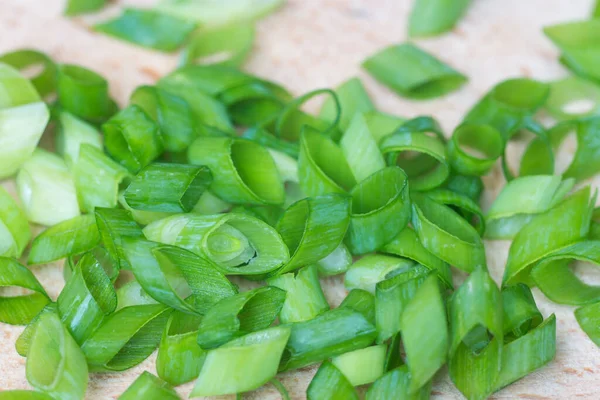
(0, 0, 598, 398)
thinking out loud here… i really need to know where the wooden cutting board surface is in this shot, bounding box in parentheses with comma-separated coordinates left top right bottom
(0, 0, 599, 398)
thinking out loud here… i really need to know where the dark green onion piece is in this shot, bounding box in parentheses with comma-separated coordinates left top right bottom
(363, 43, 467, 99)
(447, 123, 503, 176)
(57, 251, 117, 344)
(409, 0, 473, 37)
(181, 23, 255, 67)
(280, 307, 377, 371)
(531, 241, 600, 305)
(0, 186, 31, 258)
(320, 78, 375, 131)
(103, 105, 164, 173)
(345, 254, 415, 294)
(366, 365, 430, 400)
(306, 361, 359, 400)
(95, 207, 144, 270)
(298, 128, 356, 196)
(191, 326, 291, 397)
(268, 265, 329, 323)
(545, 76, 600, 120)
(143, 212, 289, 276)
(156, 311, 205, 386)
(0, 257, 50, 325)
(346, 167, 410, 255)
(575, 302, 600, 346)
(503, 187, 594, 286)
(332, 344, 386, 386)
(26, 311, 88, 400)
(95, 8, 197, 52)
(74, 144, 131, 212)
(119, 371, 180, 400)
(81, 304, 170, 371)
(275, 194, 350, 274)
(339, 289, 376, 325)
(243, 127, 299, 158)
(443, 173, 484, 203)
(425, 189, 485, 236)
(130, 86, 197, 152)
(448, 267, 503, 399)
(28, 214, 100, 265)
(196, 286, 285, 349)
(57, 64, 113, 123)
(0, 50, 56, 96)
(188, 136, 285, 205)
(485, 175, 574, 240)
(411, 193, 486, 272)
(124, 163, 212, 213)
(502, 284, 542, 342)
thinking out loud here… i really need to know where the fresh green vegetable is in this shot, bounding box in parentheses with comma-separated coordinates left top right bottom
(119, 372, 180, 400)
(181, 23, 255, 67)
(409, 0, 473, 37)
(0, 50, 56, 97)
(0, 187, 31, 258)
(307, 361, 359, 400)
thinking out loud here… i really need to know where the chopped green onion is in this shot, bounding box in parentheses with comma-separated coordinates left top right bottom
(0, 62, 41, 107)
(320, 78, 375, 131)
(196, 286, 285, 349)
(181, 23, 255, 67)
(268, 148, 298, 183)
(0, 257, 50, 325)
(119, 371, 180, 400)
(502, 284, 543, 341)
(56, 111, 103, 167)
(94, 207, 144, 270)
(188, 136, 285, 205)
(268, 265, 329, 323)
(425, 189, 485, 235)
(443, 172, 484, 203)
(0, 187, 31, 258)
(26, 311, 88, 400)
(244, 127, 299, 158)
(16, 149, 80, 226)
(363, 43, 467, 99)
(15, 303, 57, 357)
(339, 289, 375, 325)
(575, 301, 600, 346)
(331, 344, 386, 386)
(340, 113, 386, 182)
(315, 243, 352, 276)
(143, 213, 289, 276)
(191, 326, 291, 397)
(409, 0, 473, 37)
(0, 391, 54, 400)
(124, 163, 212, 213)
(64, 0, 106, 16)
(545, 76, 600, 120)
(306, 361, 359, 400)
(0, 50, 56, 97)
(103, 105, 164, 173)
(447, 123, 503, 176)
(116, 281, 159, 310)
(28, 214, 100, 265)
(366, 365, 430, 400)
(95, 8, 197, 52)
(345, 254, 415, 294)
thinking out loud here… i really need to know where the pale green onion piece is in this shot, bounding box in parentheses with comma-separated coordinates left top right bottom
(0, 187, 30, 258)
(315, 243, 352, 276)
(65, 0, 106, 15)
(275, 194, 350, 275)
(268, 148, 298, 183)
(181, 23, 255, 67)
(363, 110, 406, 144)
(320, 78, 375, 131)
(447, 123, 503, 176)
(340, 289, 376, 325)
(119, 371, 180, 400)
(363, 43, 467, 99)
(306, 361, 359, 400)
(95, 207, 144, 270)
(346, 167, 411, 255)
(409, 0, 473, 37)
(26, 311, 88, 400)
(486, 175, 574, 240)
(81, 304, 170, 371)
(0, 257, 50, 325)
(0, 50, 56, 97)
(0, 62, 41, 108)
(124, 163, 212, 213)
(503, 187, 594, 286)
(340, 113, 386, 182)
(188, 136, 285, 205)
(193, 190, 232, 214)
(0, 102, 50, 179)
(366, 366, 430, 400)
(425, 189, 485, 236)
(345, 254, 415, 294)
(191, 326, 291, 397)
(298, 127, 356, 197)
(28, 214, 99, 265)
(268, 265, 329, 324)
(74, 144, 131, 212)
(575, 302, 600, 346)
(143, 213, 289, 276)
(196, 286, 285, 349)
(546, 76, 600, 120)
(16, 149, 80, 226)
(118, 194, 173, 227)
(116, 280, 159, 310)
(331, 344, 386, 386)
(15, 303, 57, 357)
(56, 111, 102, 167)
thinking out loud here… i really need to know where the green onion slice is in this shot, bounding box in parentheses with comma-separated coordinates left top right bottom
(0, 187, 30, 258)
(363, 43, 467, 99)
(340, 288, 376, 325)
(56, 111, 103, 167)
(0, 257, 50, 325)
(425, 189, 485, 236)
(502, 284, 543, 342)
(243, 127, 299, 158)
(443, 172, 484, 203)
(0, 62, 41, 107)
(196, 286, 285, 349)
(81, 304, 170, 371)
(95, 8, 197, 52)
(503, 187, 594, 286)
(119, 371, 180, 400)
(191, 326, 291, 397)
(298, 128, 356, 197)
(95, 207, 144, 270)
(156, 311, 205, 386)
(143, 213, 289, 276)
(26, 311, 88, 400)
(188, 136, 284, 205)
(409, 0, 473, 37)
(0, 50, 56, 97)
(275, 194, 350, 274)
(307, 361, 359, 400)
(320, 78, 375, 131)
(315, 243, 352, 277)
(181, 23, 255, 67)
(340, 113, 386, 182)
(345, 254, 416, 294)
(267, 265, 329, 324)
(546, 76, 600, 120)
(15, 303, 57, 357)
(363, 110, 406, 143)
(16, 149, 80, 226)
(331, 344, 386, 386)
(366, 365, 430, 400)
(116, 281, 159, 310)
(64, 0, 106, 16)
(575, 301, 600, 346)
(280, 307, 377, 371)
(447, 123, 503, 176)
(0, 391, 54, 400)
(485, 175, 574, 240)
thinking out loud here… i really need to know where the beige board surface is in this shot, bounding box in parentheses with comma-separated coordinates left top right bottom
(0, 0, 599, 399)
